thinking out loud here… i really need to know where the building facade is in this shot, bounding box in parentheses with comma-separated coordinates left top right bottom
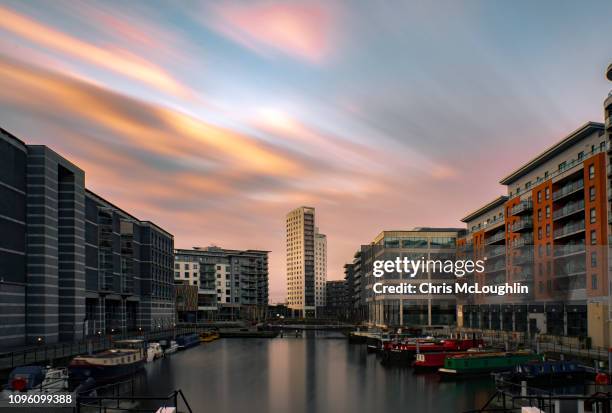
(174, 247, 269, 321)
(286, 206, 327, 317)
(323, 280, 348, 319)
(84, 191, 175, 335)
(0, 128, 175, 348)
(458, 121, 611, 347)
(366, 228, 463, 327)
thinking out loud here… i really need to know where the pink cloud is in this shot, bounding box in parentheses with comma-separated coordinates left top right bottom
(206, 1, 339, 64)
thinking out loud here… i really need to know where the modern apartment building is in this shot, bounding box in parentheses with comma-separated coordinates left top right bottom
(84, 191, 175, 335)
(365, 228, 463, 327)
(344, 250, 368, 323)
(0, 128, 175, 348)
(458, 121, 611, 346)
(286, 206, 327, 317)
(174, 246, 269, 321)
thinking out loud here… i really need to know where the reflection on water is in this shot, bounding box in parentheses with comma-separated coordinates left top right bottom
(137, 331, 495, 413)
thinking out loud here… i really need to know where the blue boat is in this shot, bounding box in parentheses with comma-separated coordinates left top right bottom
(176, 334, 200, 350)
(496, 360, 590, 387)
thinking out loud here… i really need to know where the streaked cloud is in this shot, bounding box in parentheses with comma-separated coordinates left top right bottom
(204, 1, 339, 64)
(0, 5, 192, 98)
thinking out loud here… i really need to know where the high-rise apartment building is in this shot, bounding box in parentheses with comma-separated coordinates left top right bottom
(458, 121, 611, 346)
(286, 206, 327, 317)
(174, 247, 269, 321)
(0, 128, 175, 348)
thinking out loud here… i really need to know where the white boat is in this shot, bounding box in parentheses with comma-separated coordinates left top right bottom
(164, 340, 179, 355)
(2, 366, 69, 397)
(147, 342, 163, 361)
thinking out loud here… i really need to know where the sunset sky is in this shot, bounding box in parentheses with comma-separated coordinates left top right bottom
(1, 1, 611, 302)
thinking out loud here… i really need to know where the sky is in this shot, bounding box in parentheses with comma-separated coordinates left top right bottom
(0, 1, 611, 303)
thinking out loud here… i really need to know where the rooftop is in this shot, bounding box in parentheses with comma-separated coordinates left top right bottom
(499, 122, 604, 185)
(461, 195, 508, 223)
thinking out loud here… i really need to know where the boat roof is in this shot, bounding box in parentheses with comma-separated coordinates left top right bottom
(11, 365, 44, 374)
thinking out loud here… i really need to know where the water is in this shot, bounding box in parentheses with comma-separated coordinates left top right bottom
(137, 332, 495, 413)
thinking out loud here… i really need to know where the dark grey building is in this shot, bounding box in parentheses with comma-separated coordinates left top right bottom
(344, 250, 367, 323)
(324, 280, 348, 319)
(0, 128, 174, 348)
(84, 192, 175, 335)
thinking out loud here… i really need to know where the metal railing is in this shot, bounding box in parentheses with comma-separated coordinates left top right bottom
(553, 220, 585, 239)
(510, 201, 532, 216)
(552, 199, 584, 220)
(553, 179, 584, 201)
(510, 217, 533, 232)
(486, 232, 507, 245)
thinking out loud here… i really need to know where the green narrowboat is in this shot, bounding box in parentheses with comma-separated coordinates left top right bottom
(438, 351, 543, 378)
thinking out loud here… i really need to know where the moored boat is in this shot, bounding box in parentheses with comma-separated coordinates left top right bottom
(68, 339, 146, 384)
(413, 349, 494, 372)
(438, 351, 543, 379)
(176, 333, 200, 349)
(494, 360, 591, 387)
(199, 331, 220, 343)
(164, 340, 179, 355)
(147, 342, 163, 361)
(2, 366, 69, 397)
(381, 338, 484, 366)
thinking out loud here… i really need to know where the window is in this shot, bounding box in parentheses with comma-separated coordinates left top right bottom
(537, 209, 542, 222)
(591, 252, 597, 267)
(577, 151, 584, 160)
(545, 187, 550, 200)
(184, 272, 189, 278)
(590, 208, 596, 224)
(591, 230, 597, 245)
(592, 274, 598, 290)
(538, 228, 542, 240)
(184, 263, 190, 270)
(537, 191, 542, 203)
(590, 186, 596, 201)
(546, 243, 551, 256)
(558, 161, 566, 171)
(545, 206, 550, 219)
(588, 165, 595, 179)
(546, 224, 550, 237)
(525, 182, 531, 190)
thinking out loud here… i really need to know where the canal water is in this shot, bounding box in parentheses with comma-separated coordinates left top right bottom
(136, 331, 495, 413)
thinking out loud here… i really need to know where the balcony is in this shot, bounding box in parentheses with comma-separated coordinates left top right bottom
(511, 217, 533, 233)
(553, 199, 585, 221)
(553, 243, 586, 259)
(512, 234, 533, 249)
(556, 262, 586, 277)
(510, 200, 533, 216)
(553, 221, 585, 240)
(486, 261, 506, 274)
(486, 246, 506, 259)
(553, 180, 584, 202)
(513, 251, 534, 266)
(485, 231, 506, 245)
(514, 266, 533, 281)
